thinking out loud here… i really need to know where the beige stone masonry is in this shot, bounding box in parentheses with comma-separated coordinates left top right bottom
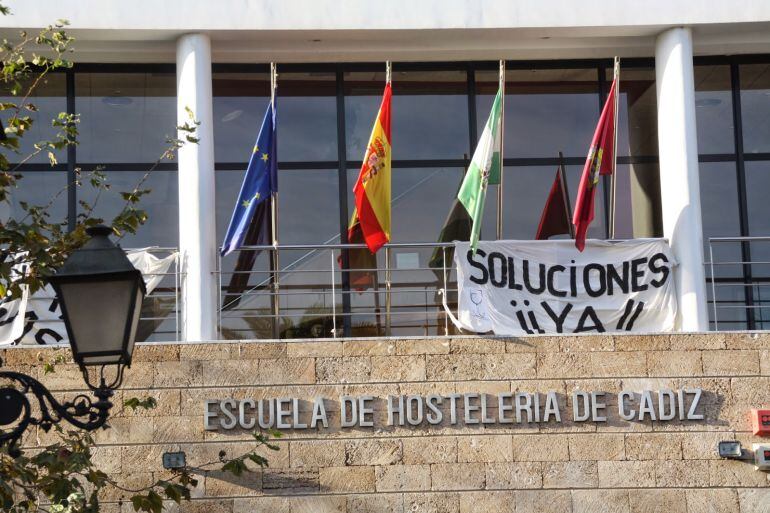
(3, 332, 770, 513)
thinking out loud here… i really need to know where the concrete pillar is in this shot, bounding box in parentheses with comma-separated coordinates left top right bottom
(655, 27, 709, 331)
(176, 33, 217, 341)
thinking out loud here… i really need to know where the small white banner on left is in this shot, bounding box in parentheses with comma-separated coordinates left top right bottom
(444, 239, 677, 335)
(0, 249, 176, 345)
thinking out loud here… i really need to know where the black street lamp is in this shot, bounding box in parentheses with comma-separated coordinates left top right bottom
(0, 226, 145, 456)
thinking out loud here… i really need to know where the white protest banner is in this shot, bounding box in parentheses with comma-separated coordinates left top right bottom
(446, 239, 677, 335)
(0, 249, 177, 345)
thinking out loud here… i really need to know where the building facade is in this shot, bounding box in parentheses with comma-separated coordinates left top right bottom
(4, 1, 770, 342)
(5, 2, 770, 512)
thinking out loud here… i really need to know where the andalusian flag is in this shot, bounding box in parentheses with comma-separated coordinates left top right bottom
(457, 88, 503, 252)
(349, 83, 392, 254)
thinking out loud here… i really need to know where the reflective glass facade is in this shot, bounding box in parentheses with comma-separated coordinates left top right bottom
(13, 57, 770, 337)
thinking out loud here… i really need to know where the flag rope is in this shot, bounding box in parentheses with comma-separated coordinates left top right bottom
(610, 56, 620, 238)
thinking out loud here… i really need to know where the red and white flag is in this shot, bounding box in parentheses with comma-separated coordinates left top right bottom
(573, 76, 618, 251)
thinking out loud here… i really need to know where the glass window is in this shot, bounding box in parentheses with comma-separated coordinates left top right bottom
(0, 73, 67, 164)
(699, 161, 742, 279)
(78, 170, 179, 248)
(476, 68, 600, 159)
(739, 63, 770, 154)
(612, 67, 658, 158)
(345, 166, 483, 243)
(5, 171, 67, 223)
(214, 72, 337, 163)
(76, 73, 177, 163)
(500, 165, 605, 241)
(694, 65, 734, 155)
(345, 70, 469, 161)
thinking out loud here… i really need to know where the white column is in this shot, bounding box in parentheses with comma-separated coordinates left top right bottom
(655, 27, 709, 332)
(176, 33, 217, 341)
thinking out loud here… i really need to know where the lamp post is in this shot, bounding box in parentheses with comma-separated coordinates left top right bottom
(0, 225, 145, 456)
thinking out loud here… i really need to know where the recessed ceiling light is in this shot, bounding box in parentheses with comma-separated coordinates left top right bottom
(102, 96, 132, 107)
(221, 109, 243, 123)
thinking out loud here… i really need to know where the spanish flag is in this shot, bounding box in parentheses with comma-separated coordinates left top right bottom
(349, 83, 392, 254)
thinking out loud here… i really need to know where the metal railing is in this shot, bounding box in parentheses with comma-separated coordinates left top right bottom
(706, 236, 770, 331)
(216, 242, 458, 340)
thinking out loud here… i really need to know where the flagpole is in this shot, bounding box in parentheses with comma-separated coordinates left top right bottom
(384, 60, 392, 336)
(496, 59, 505, 240)
(558, 151, 575, 239)
(609, 56, 620, 239)
(269, 62, 280, 339)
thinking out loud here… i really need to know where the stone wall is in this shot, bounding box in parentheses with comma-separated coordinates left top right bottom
(3, 333, 770, 513)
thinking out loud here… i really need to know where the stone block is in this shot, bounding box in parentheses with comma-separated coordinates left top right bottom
(132, 343, 181, 362)
(154, 360, 203, 387)
(233, 497, 290, 513)
(625, 433, 683, 460)
(724, 332, 767, 350)
(118, 389, 181, 417)
(425, 354, 483, 381)
(542, 461, 597, 488)
(316, 357, 371, 383)
(614, 335, 670, 352)
(347, 494, 405, 513)
(91, 446, 122, 474)
(404, 492, 459, 513)
(485, 462, 542, 489)
(568, 433, 624, 461)
(682, 431, 731, 460)
(179, 343, 235, 360)
(459, 491, 514, 513)
(92, 416, 154, 444)
(450, 337, 506, 354)
(375, 464, 431, 491)
(598, 461, 655, 488)
(319, 465, 375, 492)
(483, 353, 536, 379)
(153, 416, 203, 443)
(238, 341, 287, 359)
(512, 434, 569, 462)
(260, 357, 315, 384)
(290, 440, 346, 467)
(560, 335, 614, 352)
(205, 469, 262, 496)
(671, 333, 726, 350)
(709, 459, 769, 487)
(654, 460, 709, 487)
(761, 350, 770, 375)
(397, 338, 450, 355)
(589, 351, 647, 377)
(629, 489, 687, 513)
(287, 341, 343, 358)
(343, 340, 396, 356)
(515, 491, 571, 513)
(346, 439, 403, 466)
(430, 462, 486, 490)
(290, 496, 346, 513)
(371, 355, 427, 381)
(685, 489, 739, 513)
(536, 352, 589, 379)
(505, 336, 560, 353)
(457, 435, 512, 463)
(738, 489, 770, 513)
(262, 468, 319, 492)
(573, 490, 630, 513)
(403, 436, 457, 464)
(646, 350, 702, 376)
(201, 359, 260, 386)
(702, 350, 759, 376)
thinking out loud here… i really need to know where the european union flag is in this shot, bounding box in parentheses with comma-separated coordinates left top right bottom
(221, 101, 277, 257)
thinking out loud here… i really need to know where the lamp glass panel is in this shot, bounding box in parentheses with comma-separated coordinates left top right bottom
(58, 278, 135, 364)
